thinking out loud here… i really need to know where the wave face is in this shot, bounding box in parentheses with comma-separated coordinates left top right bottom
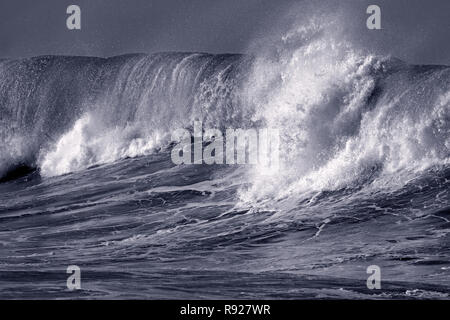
(0, 21, 449, 299)
(0, 53, 253, 178)
(0, 46, 448, 186)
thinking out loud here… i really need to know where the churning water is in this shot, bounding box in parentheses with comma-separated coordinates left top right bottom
(0, 19, 449, 299)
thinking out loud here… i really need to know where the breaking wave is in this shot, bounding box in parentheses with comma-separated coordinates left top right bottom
(0, 20, 448, 201)
(1, 12, 449, 300)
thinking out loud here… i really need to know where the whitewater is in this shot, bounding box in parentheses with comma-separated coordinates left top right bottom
(0, 20, 449, 299)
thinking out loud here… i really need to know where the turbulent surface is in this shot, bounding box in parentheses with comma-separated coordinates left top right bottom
(0, 23, 449, 299)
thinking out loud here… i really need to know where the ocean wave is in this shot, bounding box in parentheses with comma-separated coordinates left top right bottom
(239, 18, 450, 204)
(0, 52, 252, 177)
(0, 22, 448, 195)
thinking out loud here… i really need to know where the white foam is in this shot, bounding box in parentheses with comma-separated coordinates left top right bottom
(39, 113, 164, 177)
(240, 17, 450, 204)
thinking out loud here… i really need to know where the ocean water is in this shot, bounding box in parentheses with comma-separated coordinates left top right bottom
(0, 23, 449, 299)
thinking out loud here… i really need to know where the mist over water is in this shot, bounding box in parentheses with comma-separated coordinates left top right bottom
(240, 15, 449, 204)
(0, 12, 449, 299)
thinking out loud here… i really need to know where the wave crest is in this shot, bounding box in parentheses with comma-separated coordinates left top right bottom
(239, 18, 450, 203)
(0, 22, 448, 189)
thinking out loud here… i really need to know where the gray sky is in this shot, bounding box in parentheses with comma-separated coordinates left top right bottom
(0, 0, 448, 65)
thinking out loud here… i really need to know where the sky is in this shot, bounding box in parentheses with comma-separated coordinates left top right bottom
(0, 0, 448, 65)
